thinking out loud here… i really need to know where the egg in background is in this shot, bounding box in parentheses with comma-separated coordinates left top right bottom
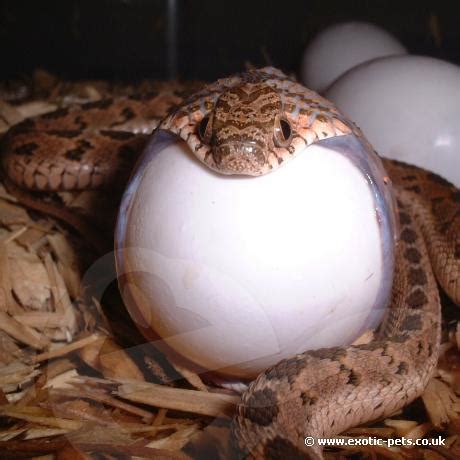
(325, 55, 460, 186)
(301, 22, 407, 93)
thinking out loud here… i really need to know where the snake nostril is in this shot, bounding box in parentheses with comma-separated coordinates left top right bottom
(213, 145, 227, 166)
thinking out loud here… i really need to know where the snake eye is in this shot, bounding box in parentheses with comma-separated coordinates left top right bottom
(198, 116, 213, 144)
(274, 116, 292, 147)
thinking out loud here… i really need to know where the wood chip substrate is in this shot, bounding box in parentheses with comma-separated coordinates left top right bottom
(0, 71, 459, 459)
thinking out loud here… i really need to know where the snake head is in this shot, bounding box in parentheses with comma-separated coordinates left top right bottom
(159, 69, 301, 176)
(196, 83, 294, 175)
(159, 67, 355, 176)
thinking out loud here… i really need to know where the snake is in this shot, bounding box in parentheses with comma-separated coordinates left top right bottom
(0, 67, 459, 459)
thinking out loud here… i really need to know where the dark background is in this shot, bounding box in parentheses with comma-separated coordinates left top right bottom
(1, 0, 459, 82)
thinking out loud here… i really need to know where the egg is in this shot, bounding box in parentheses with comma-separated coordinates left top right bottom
(325, 55, 460, 186)
(115, 131, 396, 380)
(301, 22, 407, 93)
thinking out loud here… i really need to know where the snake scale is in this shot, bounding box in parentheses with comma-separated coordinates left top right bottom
(1, 68, 459, 459)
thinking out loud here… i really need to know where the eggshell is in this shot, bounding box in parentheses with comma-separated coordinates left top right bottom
(115, 135, 390, 380)
(301, 22, 407, 93)
(325, 55, 460, 186)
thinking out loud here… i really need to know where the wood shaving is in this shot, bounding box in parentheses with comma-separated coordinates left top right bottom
(33, 334, 103, 363)
(117, 380, 239, 417)
(422, 378, 460, 429)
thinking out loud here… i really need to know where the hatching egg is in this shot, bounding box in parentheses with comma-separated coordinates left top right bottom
(325, 55, 460, 186)
(115, 131, 396, 380)
(301, 22, 407, 93)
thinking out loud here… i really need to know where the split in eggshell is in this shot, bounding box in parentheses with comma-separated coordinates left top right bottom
(115, 131, 396, 380)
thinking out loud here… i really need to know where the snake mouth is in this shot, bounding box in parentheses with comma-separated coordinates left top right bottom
(213, 142, 266, 175)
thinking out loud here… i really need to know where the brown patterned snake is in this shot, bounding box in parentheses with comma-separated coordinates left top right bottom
(1, 68, 459, 458)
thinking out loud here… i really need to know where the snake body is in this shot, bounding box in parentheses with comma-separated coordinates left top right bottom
(1, 68, 459, 458)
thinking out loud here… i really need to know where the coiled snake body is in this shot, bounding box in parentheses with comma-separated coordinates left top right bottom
(1, 68, 459, 458)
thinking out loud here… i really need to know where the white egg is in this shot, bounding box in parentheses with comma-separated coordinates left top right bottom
(115, 134, 394, 380)
(301, 22, 407, 93)
(325, 55, 460, 186)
